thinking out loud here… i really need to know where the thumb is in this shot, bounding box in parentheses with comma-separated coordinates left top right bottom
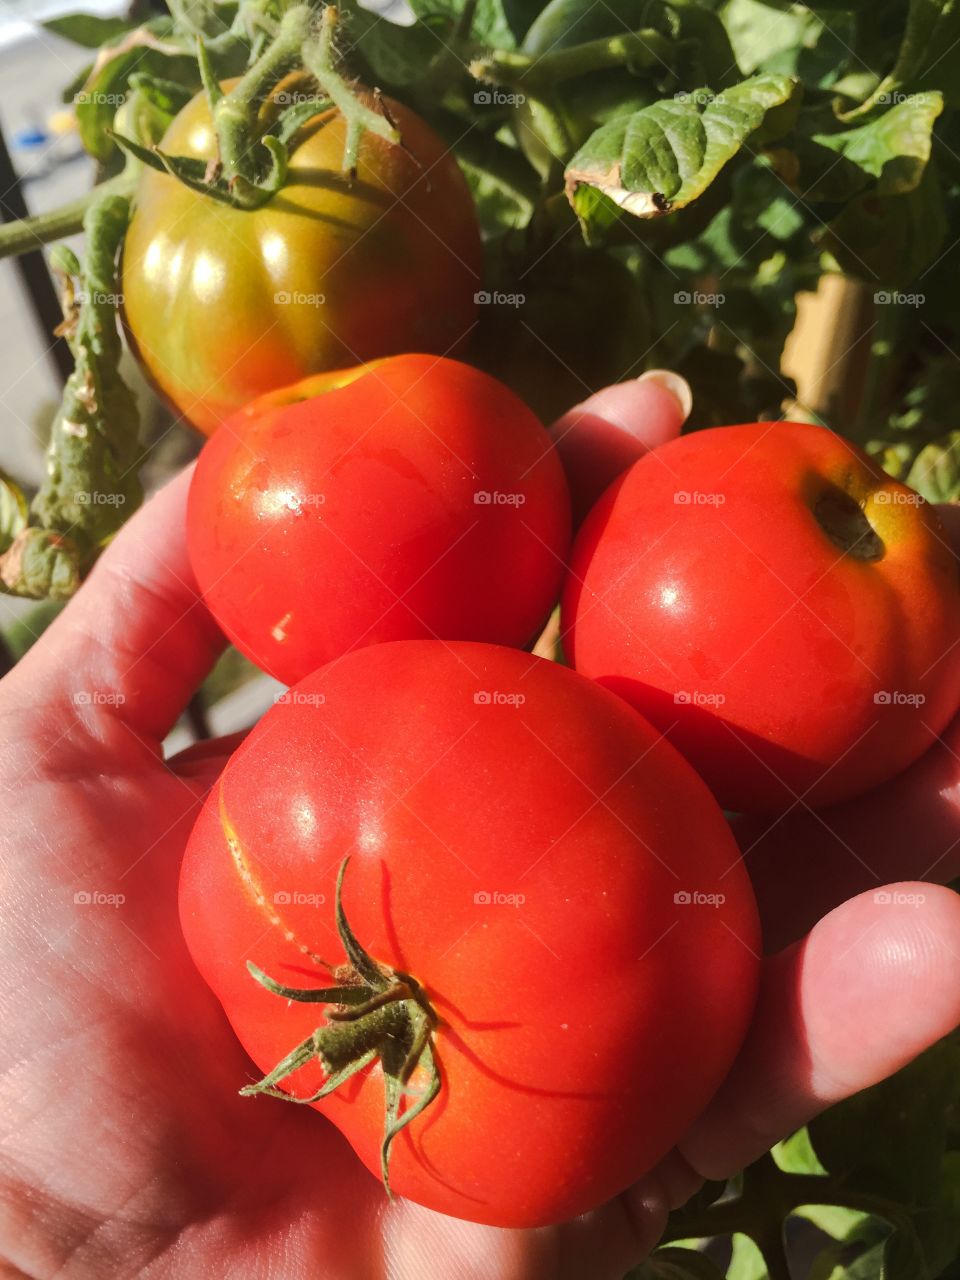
(550, 371, 692, 525)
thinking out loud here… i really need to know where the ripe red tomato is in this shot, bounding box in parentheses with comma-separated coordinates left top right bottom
(121, 85, 482, 435)
(187, 355, 571, 686)
(179, 641, 760, 1227)
(563, 421, 960, 813)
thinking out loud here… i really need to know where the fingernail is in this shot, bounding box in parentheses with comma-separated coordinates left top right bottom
(635, 370, 693, 422)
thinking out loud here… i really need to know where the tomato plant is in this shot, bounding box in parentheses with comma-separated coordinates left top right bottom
(563, 421, 960, 814)
(121, 84, 482, 435)
(179, 639, 760, 1228)
(187, 355, 571, 686)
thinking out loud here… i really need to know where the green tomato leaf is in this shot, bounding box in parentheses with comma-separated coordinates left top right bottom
(409, 0, 518, 47)
(166, 0, 238, 38)
(884, 1221, 932, 1280)
(0, 471, 28, 556)
(773, 1127, 828, 1176)
(723, 0, 855, 88)
(808, 1237, 886, 1280)
(460, 156, 534, 236)
(795, 1202, 873, 1242)
(628, 1245, 727, 1279)
(564, 73, 797, 236)
(1, 600, 66, 661)
(500, 0, 547, 43)
(72, 22, 192, 163)
(914, 1150, 960, 1275)
(849, 0, 960, 115)
(810, 1038, 960, 1205)
(723, 0, 819, 75)
(43, 13, 136, 47)
(727, 1233, 767, 1280)
(523, 0, 739, 88)
(31, 191, 142, 573)
(804, 91, 942, 202)
(340, 4, 445, 88)
(905, 434, 960, 502)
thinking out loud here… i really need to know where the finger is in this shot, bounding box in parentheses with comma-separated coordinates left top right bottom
(678, 883, 960, 1179)
(4, 467, 224, 744)
(737, 719, 960, 951)
(382, 1179, 668, 1280)
(166, 731, 249, 792)
(550, 371, 692, 525)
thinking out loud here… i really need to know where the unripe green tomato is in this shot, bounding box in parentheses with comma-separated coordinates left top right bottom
(122, 84, 483, 434)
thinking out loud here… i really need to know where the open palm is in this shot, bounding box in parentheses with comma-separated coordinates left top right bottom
(2, 380, 960, 1280)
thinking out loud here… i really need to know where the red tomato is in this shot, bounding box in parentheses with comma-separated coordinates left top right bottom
(179, 641, 760, 1228)
(187, 356, 571, 686)
(563, 421, 960, 813)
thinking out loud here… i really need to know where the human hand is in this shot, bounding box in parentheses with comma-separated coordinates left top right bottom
(2, 376, 959, 1279)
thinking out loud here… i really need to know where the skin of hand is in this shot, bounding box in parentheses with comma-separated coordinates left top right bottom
(1, 374, 960, 1280)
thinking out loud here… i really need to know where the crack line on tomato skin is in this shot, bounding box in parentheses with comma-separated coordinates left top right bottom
(217, 785, 331, 971)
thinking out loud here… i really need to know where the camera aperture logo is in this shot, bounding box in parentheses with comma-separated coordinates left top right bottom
(475, 490, 526, 506)
(274, 91, 326, 106)
(73, 690, 126, 707)
(674, 489, 725, 506)
(873, 490, 924, 506)
(673, 90, 721, 106)
(473, 290, 525, 308)
(674, 690, 725, 707)
(874, 889, 925, 906)
(275, 690, 326, 707)
(76, 491, 126, 506)
(74, 91, 124, 106)
(474, 690, 526, 707)
(473, 89, 525, 106)
(674, 290, 725, 308)
(474, 890, 526, 906)
(74, 890, 125, 907)
(874, 690, 925, 706)
(674, 890, 726, 907)
(274, 290, 325, 307)
(874, 290, 924, 308)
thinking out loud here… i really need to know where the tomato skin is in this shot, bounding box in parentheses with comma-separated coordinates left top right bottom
(563, 421, 960, 813)
(122, 87, 482, 435)
(187, 355, 571, 686)
(179, 640, 759, 1227)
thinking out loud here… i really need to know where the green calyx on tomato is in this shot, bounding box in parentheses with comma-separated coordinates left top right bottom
(241, 857, 440, 1197)
(112, 6, 398, 210)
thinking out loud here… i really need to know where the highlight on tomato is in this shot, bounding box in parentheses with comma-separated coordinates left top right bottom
(179, 640, 761, 1228)
(121, 84, 483, 434)
(187, 355, 572, 686)
(563, 420, 960, 813)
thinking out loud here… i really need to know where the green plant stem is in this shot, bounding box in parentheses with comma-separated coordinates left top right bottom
(213, 2, 315, 181)
(471, 29, 672, 92)
(0, 171, 134, 261)
(754, 1228, 792, 1280)
(302, 6, 398, 174)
